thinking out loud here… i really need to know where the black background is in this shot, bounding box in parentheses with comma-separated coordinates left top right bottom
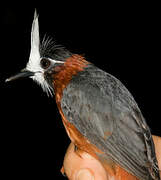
(1, 5, 160, 179)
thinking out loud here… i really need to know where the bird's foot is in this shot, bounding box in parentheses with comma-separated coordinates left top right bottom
(60, 166, 67, 177)
(74, 144, 78, 152)
(74, 144, 83, 158)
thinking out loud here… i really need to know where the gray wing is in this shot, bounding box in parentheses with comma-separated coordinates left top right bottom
(61, 65, 160, 180)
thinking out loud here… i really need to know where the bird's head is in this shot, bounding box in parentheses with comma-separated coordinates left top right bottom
(6, 11, 87, 96)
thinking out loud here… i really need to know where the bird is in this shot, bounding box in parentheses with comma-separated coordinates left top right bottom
(6, 10, 160, 180)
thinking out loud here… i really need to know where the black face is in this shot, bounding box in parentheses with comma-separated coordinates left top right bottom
(43, 64, 55, 91)
(42, 58, 64, 91)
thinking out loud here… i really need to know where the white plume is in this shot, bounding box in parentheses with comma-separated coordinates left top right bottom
(26, 10, 53, 96)
(27, 10, 41, 73)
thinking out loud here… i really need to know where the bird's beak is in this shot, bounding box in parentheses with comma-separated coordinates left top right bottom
(5, 69, 35, 82)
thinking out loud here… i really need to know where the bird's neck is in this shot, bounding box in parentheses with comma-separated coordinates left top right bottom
(53, 54, 89, 103)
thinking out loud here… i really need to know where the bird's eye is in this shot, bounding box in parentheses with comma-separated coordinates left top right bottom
(40, 58, 51, 69)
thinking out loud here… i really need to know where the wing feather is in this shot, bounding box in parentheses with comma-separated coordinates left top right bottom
(61, 65, 160, 180)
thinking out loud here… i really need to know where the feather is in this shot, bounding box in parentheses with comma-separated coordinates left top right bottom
(61, 64, 161, 180)
(26, 10, 53, 96)
(27, 9, 41, 72)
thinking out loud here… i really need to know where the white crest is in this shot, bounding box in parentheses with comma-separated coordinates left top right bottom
(27, 10, 41, 73)
(26, 10, 53, 96)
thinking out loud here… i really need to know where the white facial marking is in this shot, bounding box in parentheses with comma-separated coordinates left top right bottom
(25, 11, 59, 96)
(27, 10, 41, 74)
(47, 58, 64, 64)
(25, 10, 65, 96)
